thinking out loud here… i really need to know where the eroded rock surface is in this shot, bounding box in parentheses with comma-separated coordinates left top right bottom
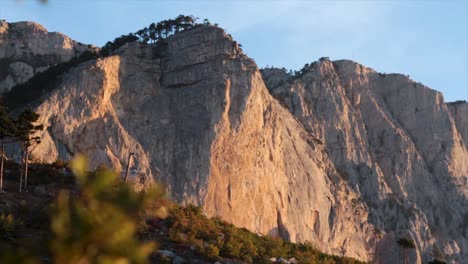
(3, 21, 465, 263)
(262, 60, 468, 263)
(30, 27, 376, 261)
(0, 20, 92, 93)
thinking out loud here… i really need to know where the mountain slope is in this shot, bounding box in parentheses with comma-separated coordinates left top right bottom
(262, 61, 468, 263)
(29, 26, 376, 261)
(2, 21, 466, 263)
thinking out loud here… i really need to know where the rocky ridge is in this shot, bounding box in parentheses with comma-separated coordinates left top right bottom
(30, 26, 376, 261)
(0, 20, 92, 93)
(262, 61, 468, 263)
(1, 21, 466, 263)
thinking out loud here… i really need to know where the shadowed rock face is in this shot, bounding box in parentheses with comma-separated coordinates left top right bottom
(0, 21, 92, 93)
(6, 21, 466, 263)
(262, 61, 468, 263)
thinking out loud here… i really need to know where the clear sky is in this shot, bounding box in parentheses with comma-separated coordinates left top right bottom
(2, 0, 467, 102)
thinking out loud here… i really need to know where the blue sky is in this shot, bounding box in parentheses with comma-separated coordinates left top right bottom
(2, 0, 467, 102)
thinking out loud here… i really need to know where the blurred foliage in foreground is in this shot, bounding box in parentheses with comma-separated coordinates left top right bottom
(1, 155, 168, 264)
(51, 155, 167, 264)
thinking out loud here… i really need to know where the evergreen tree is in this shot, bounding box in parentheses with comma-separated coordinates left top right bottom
(155, 23, 163, 40)
(161, 20, 170, 38)
(148, 23, 156, 43)
(15, 109, 43, 192)
(101, 15, 204, 50)
(0, 104, 17, 192)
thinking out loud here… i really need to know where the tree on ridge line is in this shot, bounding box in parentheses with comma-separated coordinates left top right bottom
(101, 15, 215, 56)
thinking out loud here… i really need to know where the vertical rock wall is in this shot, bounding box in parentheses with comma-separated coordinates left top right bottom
(3, 21, 465, 263)
(262, 60, 467, 263)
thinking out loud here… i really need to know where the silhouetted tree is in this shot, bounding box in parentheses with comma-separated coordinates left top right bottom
(135, 15, 200, 43)
(148, 23, 156, 43)
(100, 15, 206, 57)
(100, 34, 138, 56)
(15, 109, 43, 192)
(0, 104, 16, 192)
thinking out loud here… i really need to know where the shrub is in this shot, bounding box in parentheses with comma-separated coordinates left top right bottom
(163, 204, 367, 264)
(204, 243, 220, 260)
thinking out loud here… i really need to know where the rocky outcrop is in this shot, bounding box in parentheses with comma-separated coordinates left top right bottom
(0, 20, 92, 93)
(262, 60, 468, 263)
(30, 26, 377, 261)
(4, 20, 466, 263)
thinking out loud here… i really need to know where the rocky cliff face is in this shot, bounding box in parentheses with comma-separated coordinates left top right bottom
(0, 20, 91, 93)
(262, 61, 468, 263)
(31, 27, 376, 261)
(4, 21, 466, 263)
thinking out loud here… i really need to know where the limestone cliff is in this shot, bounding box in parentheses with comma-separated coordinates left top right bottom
(29, 26, 377, 261)
(0, 20, 92, 93)
(3, 21, 466, 263)
(262, 61, 468, 263)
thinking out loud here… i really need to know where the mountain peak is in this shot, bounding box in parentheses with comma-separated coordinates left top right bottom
(8, 20, 48, 32)
(0, 18, 466, 263)
(0, 20, 93, 94)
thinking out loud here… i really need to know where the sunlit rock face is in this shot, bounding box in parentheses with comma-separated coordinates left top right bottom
(0, 20, 92, 93)
(262, 60, 468, 263)
(6, 21, 466, 263)
(30, 26, 375, 261)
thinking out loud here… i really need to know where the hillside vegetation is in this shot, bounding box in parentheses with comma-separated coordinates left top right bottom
(0, 158, 366, 264)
